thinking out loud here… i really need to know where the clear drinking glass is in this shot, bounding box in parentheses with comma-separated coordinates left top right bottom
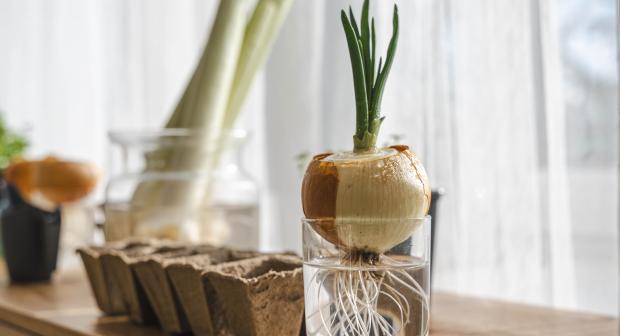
(104, 129, 259, 249)
(302, 216, 431, 336)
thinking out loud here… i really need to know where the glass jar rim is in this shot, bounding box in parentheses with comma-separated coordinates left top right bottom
(301, 215, 431, 223)
(108, 128, 248, 147)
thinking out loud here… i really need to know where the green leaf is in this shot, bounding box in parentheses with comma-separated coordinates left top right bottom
(372, 56, 383, 109)
(0, 115, 27, 170)
(341, 10, 369, 139)
(370, 18, 376, 95)
(370, 4, 399, 123)
(349, 6, 361, 39)
(360, 0, 373, 107)
(342, 1, 399, 151)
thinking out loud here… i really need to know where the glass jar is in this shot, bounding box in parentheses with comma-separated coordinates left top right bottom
(302, 216, 431, 336)
(104, 129, 259, 250)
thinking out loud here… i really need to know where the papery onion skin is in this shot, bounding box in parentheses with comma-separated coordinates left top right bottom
(301, 153, 341, 246)
(301, 145, 430, 253)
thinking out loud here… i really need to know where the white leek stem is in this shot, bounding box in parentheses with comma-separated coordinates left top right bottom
(130, 0, 250, 239)
(222, 0, 293, 129)
(128, 0, 292, 241)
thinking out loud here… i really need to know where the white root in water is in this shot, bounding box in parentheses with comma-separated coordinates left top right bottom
(307, 264, 429, 336)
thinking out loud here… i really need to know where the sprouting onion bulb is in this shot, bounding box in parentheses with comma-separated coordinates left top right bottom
(301, 0, 431, 254)
(302, 2, 431, 334)
(302, 146, 430, 253)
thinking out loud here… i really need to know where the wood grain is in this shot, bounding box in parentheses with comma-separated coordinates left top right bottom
(431, 293, 618, 336)
(0, 270, 164, 336)
(0, 269, 616, 336)
(0, 320, 32, 336)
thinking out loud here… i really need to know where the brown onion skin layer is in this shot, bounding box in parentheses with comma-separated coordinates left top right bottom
(301, 152, 341, 245)
(302, 145, 431, 250)
(390, 145, 432, 214)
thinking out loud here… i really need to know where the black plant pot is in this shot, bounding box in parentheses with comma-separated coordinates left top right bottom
(0, 183, 61, 283)
(391, 188, 444, 281)
(429, 189, 443, 279)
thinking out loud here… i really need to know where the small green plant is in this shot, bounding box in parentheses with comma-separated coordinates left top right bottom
(341, 0, 399, 151)
(0, 115, 27, 171)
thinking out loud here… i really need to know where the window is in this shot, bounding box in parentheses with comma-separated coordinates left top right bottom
(0, 0, 616, 315)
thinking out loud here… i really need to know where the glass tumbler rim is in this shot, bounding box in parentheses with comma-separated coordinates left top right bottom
(301, 215, 432, 223)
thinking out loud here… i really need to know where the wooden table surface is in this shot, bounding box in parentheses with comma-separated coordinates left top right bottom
(0, 269, 616, 336)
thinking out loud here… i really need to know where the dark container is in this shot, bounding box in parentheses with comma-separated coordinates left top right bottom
(391, 188, 444, 281)
(0, 183, 61, 282)
(429, 189, 444, 280)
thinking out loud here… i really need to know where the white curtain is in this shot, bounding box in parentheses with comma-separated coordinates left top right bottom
(0, 0, 616, 315)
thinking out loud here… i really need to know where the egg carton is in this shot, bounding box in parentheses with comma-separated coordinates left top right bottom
(78, 240, 305, 335)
